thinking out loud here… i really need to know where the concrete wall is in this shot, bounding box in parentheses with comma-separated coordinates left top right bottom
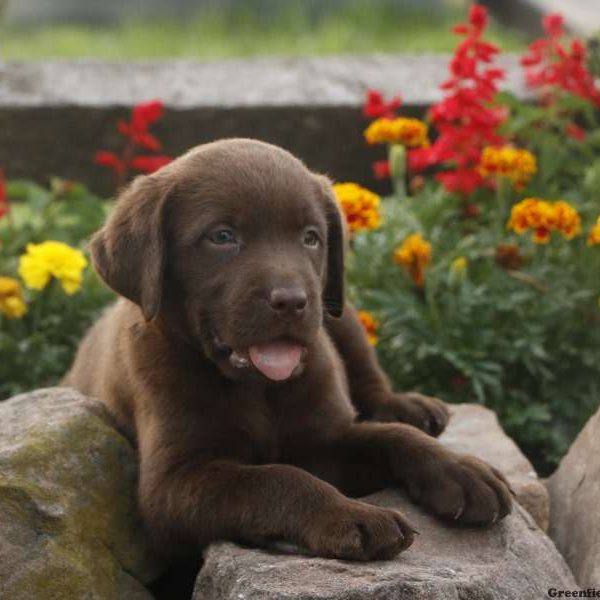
(0, 54, 528, 196)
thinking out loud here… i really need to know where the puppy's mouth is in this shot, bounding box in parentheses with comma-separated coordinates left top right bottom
(214, 335, 307, 381)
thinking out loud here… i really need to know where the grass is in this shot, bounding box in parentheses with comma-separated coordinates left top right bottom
(0, 3, 527, 60)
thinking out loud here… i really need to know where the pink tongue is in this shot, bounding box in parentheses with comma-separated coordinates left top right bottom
(248, 341, 303, 381)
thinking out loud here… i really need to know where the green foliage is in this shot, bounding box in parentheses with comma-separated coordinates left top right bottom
(349, 118, 600, 474)
(0, 181, 112, 399)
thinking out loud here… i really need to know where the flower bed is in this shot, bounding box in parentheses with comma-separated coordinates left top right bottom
(337, 7, 600, 472)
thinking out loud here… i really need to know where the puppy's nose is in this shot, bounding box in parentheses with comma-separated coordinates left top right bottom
(268, 287, 307, 319)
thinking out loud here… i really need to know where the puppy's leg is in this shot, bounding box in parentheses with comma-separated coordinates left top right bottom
(137, 418, 416, 562)
(326, 302, 449, 436)
(299, 422, 512, 526)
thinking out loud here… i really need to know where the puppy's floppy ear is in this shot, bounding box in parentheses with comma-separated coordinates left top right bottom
(90, 174, 171, 322)
(314, 175, 346, 318)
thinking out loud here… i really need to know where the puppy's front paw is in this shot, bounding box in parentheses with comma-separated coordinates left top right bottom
(400, 450, 512, 525)
(371, 392, 450, 437)
(302, 499, 416, 561)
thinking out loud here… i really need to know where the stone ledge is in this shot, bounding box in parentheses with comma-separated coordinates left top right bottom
(0, 55, 528, 108)
(0, 55, 528, 195)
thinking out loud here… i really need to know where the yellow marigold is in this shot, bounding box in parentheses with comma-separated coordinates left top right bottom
(18, 240, 88, 295)
(478, 146, 537, 190)
(333, 183, 381, 233)
(0, 276, 27, 319)
(357, 310, 379, 346)
(364, 117, 429, 148)
(393, 233, 432, 287)
(587, 216, 600, 246)
(508, 198, 581, 244)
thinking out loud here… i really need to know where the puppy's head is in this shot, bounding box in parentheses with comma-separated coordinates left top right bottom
(90, 139, 345, 382)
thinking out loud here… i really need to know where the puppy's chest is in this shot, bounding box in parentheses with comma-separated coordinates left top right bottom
(234, 389, 330, 464)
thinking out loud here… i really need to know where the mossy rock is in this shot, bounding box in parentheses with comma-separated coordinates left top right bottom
(0, 387, 162, 599)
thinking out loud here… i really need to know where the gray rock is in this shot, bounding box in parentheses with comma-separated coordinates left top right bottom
(0, 387, 161, 600)
(440, 404, 549, 531)
(547, 406, 600, 587)
(196, 493, 577, 600)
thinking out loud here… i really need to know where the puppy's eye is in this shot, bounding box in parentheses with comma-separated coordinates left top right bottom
(303, 229, 321, 248)
(208, 228, 237, 245)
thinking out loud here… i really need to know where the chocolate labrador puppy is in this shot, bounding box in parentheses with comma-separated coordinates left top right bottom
(64, 139, 511, 565)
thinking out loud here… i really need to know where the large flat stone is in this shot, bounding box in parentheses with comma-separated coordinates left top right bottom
(440, 404, 548, 531)
(196, 494, 576, 600)
(0, 387, 160, 599)
(547, 406, 600, 587)
(0, 56, 528, 196)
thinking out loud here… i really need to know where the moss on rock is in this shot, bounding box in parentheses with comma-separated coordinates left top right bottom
(0, 387, 163, 599)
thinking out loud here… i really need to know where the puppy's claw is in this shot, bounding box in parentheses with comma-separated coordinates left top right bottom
(453, 504, 465, 520)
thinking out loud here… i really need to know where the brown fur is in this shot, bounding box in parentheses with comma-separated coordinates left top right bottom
(64, 139, 511, 565)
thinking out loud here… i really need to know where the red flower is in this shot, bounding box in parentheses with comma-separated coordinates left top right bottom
(0, 170, 8, 220)
(406, 4, 507, 195)
(94, 151, 127, 175)
(372, 160, 391, 179)
(543, 13, 563, 37)
(469, 4, 488, 31)
(133, 100, 163, 128)
(436, 169, 485, 195)
(116, 100, 164, 151)
(95, 100, 171, 186)
(566, 123, 586, 141)
(363, 90, 402, 119)
(364, 5, 507, 196)
(117, 121, 162, 151)
(130, 155, 172, 174)
(521, 13, 600, 107)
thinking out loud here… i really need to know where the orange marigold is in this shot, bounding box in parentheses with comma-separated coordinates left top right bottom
(508, 198, 581, 244)
(587, 216, 600, 246)
(357, 310, 379, 346)
(333, 183, 381, 233)
(478, 146, 537, 189)
(393, 233, 432, 287)
(364, 117, 429, 147)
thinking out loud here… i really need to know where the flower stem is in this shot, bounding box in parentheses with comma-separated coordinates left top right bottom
(389, 144, 407, 201)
